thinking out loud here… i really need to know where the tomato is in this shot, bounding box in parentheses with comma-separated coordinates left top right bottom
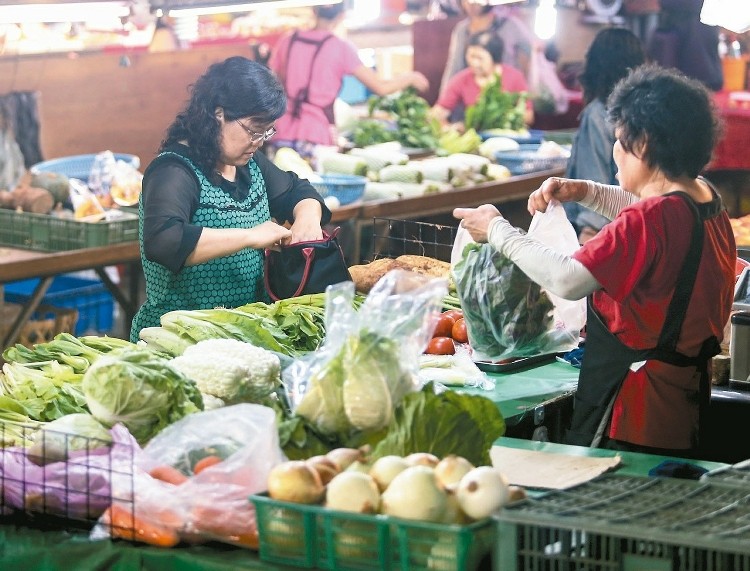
(442, 309, 463, 322)
(425, 337, 455, 355)
(451, 318, 469, 343)
(433, 314, 456, 338)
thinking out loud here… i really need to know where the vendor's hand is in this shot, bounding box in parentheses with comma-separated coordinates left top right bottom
(453, 204, 502, 243)
(251, 221, 293, 251)
(527, 177, 588, 216)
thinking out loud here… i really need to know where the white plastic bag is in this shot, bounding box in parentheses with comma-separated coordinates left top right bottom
(528, 47, 569, 115)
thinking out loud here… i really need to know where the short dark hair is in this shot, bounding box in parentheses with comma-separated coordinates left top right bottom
(467, 31, 505, 64)
(579, 27, 645, 104)
(161, 56, 286, 175)
(314, 3, 345, 20)
(607, 64, 721, 179)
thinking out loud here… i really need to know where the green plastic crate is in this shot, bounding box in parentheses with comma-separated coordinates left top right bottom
(701, 458, 750, 489)
(251, 493, 495, 570)
(0, 209, 138, 251)
(496, 473, 750, 571)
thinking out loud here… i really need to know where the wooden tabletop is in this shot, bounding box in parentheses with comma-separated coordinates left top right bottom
(0, 242, 141, 282)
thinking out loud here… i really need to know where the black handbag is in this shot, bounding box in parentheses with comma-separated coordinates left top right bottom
(264, 227, 352, 301)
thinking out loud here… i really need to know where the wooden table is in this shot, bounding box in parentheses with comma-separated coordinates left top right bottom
(0, 242, 141, 348)
(337, 168, 564, 264)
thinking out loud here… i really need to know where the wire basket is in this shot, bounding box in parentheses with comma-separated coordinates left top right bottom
(0, 420, 134, 531)
(311, 174, 367, 205)
(496, 473, 750, 570)
(369, 217, 458, 263)
(30, 153, 140, 181)
(494, 150, 569, 176)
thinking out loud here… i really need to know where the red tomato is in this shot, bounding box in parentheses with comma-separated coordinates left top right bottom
(452, 318, 469, 343)
(442, 309, 464, 322)
(433, 314, 456, 338)
(425, 337, 456, 355)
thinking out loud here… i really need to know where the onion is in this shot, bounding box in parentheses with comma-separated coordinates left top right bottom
(264, 508, 305, 551)
(433, 455, 474, 489)
(346, 459, 373, 474)
(267, 460, 325, 504)
(455, 466, 509, 520)
(369, 455, 410, 492)
(404, 452, 440, 468)
(326, 447, 365, 471)
(380, 466, 447, 522)
(440, 487, 468, 524)
(306, 455, 340, 485)
(325, 472, 381, 514)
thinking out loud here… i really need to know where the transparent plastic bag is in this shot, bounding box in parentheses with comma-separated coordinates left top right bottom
(452, 201, 584, 361)
(68, 178, 105, 221)
(91, 404, 283, 549)
(284, 270, 448, 439)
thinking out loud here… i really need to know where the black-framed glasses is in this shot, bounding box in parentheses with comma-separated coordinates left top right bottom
(235, 120, 277, 143)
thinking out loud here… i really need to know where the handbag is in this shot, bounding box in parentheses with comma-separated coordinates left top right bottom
(264, 227, 352, 301)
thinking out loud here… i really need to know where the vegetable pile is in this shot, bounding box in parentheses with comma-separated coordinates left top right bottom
(465, 73, 527, 133)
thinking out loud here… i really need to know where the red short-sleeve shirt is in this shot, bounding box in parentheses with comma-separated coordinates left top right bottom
(572, 192, 735, 449)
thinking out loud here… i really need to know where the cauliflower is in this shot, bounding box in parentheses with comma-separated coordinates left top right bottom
(169, 339, 280, 404)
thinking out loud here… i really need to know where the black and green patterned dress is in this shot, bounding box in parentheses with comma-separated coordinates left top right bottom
(130, 144, 328, 342)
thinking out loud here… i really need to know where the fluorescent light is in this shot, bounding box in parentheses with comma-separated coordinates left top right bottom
(168, 0, 340, 18)
(700, 0, 750, 34)
(0, 2, 130, 24)
(534, 0, 557, 40)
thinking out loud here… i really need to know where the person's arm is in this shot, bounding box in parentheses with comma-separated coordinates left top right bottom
(351, 65, 429, 96)
(142, 159, 292, 272)
(255, 150, 331, 242)
(579, 181, 637, 221)
(488, 217, 600, 300)
(527, 177, 635, 219)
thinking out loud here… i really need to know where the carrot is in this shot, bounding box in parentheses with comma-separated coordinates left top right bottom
(190, 504, 259, 549)
(149, 464, 188, 485)
(193, 455, 223, 475)
(103, 504, 181, 548)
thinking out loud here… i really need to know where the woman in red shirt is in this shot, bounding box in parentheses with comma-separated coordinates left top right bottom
(455, 64, 735, 457)
(431, 31, 533, 130)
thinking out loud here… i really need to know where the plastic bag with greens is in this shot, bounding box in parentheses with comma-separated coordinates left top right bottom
(452, 202, 584, 361)
(285, 270, 448, 442)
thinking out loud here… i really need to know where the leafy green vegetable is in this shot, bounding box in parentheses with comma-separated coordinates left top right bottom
(351, 119, 396, 147)
(369, 382, 505, 466)
(465, 73, 527, 132)
(454, 242, 555, 359)
(81, 347, 203, 443)
(367, 88, 439, 149)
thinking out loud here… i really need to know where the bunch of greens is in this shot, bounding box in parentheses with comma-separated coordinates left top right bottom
(369, 382, 505, 467)
(465, 73, 527, 132)
(367, 87, 439, 149)
(351, 119, 396, 148)
(454, 242, 555, 359)
(138, 294, 336, 359)
(82, 347, 203, 443)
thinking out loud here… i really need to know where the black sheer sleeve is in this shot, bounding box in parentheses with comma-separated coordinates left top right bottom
(254, 150, 332, 225)
(141, 160, 203, 274)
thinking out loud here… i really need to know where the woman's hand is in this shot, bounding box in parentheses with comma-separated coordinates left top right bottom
(410, 71, 430, 92)
(289, 219, 324, 244)
(250, 221, 293, 251)
(527, 177, 588, 216)
(453, 204, 502, 243)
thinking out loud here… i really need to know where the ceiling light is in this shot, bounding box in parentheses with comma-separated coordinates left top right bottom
(167, 0, 340, 18)
(0, 2, 130, 25)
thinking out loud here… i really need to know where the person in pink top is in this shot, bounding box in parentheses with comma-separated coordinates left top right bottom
(267, 3, 429, 160)
(431, 31, 533, 130)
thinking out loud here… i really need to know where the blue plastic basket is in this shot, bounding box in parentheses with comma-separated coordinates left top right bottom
(30, 153, 140, 181)
(494, 150, 569, 175)
(311, 174, 367, 205)
(4, 275, 114, 335)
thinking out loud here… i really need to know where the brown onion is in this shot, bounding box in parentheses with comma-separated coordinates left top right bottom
(267, 461, 324, 504)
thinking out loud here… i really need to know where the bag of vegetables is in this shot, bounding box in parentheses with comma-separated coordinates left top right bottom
(452, 202, 584, 361)
(285, 270, 448, 441)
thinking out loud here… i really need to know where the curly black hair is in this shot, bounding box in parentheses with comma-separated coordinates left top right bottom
(467, 31, 505, 64)
(160, 56, 286, 176)
(607, 63, 722, 179)
(579, 27, 645, 105)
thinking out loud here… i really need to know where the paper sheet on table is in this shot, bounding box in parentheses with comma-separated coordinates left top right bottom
(490, 445, 621, 490)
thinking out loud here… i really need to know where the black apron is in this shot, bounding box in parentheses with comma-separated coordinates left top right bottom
(566, 192, 721, 449)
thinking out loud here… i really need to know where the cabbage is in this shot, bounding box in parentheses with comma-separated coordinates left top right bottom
(27, 413, 112, 465)
(81, 347, 203, 443)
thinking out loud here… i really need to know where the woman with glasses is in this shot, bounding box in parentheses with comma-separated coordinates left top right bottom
(130, 56, 331, 342)
(455, 65, 735, 457)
